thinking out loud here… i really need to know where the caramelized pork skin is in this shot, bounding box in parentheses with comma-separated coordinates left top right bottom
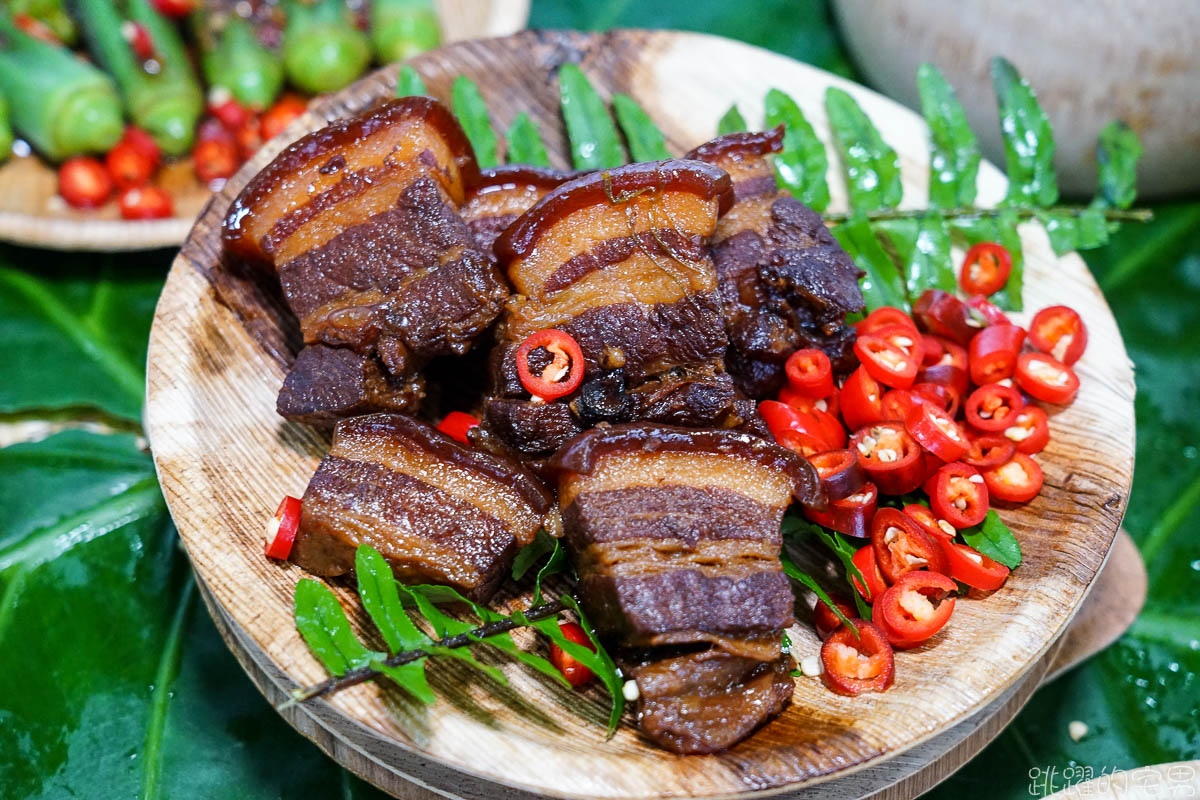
(222, 96, 478, 268)
(461, 165, 576, 256)
(626, 648, 795, 754)
(686, 128, 864, 398)
(292, 414, 552, 601)
(481, 161, 746, 456)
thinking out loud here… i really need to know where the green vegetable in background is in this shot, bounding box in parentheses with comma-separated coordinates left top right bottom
(194, 10, 284, 110)
(763, 87, 830, 211)
(0, 90, 11, 163)
(611, 92, 671, 162)
(504, 111, 550, 166)
(6, 0, 76, 44)
(70, 0, 203, 156)
(917, 62, 979, 209)
(558, 62, 624, 170)
(281, 0, 370, 95)
(394, 62, 426, 96)
(824, 86, 902, 210)
(370, 0, 440, 64)
(716, 103, 746, 135)
(0, 12, 122, 160)
(450, 74, 497, 168)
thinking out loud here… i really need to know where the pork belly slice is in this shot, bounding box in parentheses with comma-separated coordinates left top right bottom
(292, 414, 552, 601)
(480, 161, 749, 456)
(276, 344, 424, 426)
(549, 423, 820, 647)
(223, 96, 478, 268)
(626, 648, 795, 754)
(461, 166, 575, 256)
(686, 129, 865, 398)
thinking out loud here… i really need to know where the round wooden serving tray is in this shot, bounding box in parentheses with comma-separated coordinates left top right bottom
(145, 29, 1137, 800)
(0, 0, 529, 252)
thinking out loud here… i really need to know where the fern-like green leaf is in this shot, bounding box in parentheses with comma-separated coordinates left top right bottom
(504, 112, 551, 167)
(451, 75, 498, 168)
(832, 214, 907, 311)
(1094, 120, 1143, 209)
(825, 87, 902, 210)
(558, 63, 625, 170)
(763, 88, 830, 211)
(716, 103, 747, 135)
(611, 93, 671, 162)
(294, 579, 379, 676)
(917, 63, 979, 208)
(992, 57, 1058, 207)
(395, 64, 427, 97)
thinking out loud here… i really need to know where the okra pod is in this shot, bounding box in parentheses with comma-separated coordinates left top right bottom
(282, 0, 370, 94)
(369, 0, 439, 63)
(194, 4, 284, 110)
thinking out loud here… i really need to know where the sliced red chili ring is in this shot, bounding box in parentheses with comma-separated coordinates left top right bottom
(840, 365, 885, 431)
(928, 462, 989, 528)
(938, 539, 1010, 591)
(851, 422, 925, 495)
(962, 432, 1016, 470)
(785, 348, 836, 399)
(968, 323, 1026, 386)
(807, 449, 866, 501)
(905, 402, 969, 462)
(920, 450, 946, 483)
(1015, 352, 1080, 405)
(913, 289, 981, 346)
(813, 595, 857, 639)
(778, 385, 840, 420)
(1029, 305, 1088, 365)
(918, 362, 970, 398)
(964, 383, 1025, 432)
(821, 619, 895, 696)
(548, 621, 596, 688)
(265, 495, 302, 560)
(812, 406, 848, 449)
(1004, 406, 1050, 455)
(921, 334, 945, 366)
(856, 306, 918, 337)
(911, 381, 960, 418)
(903, 503, 956, 541)
(960, 242, 1012, 296)
(965, 294, 1013, 327)
(760, 400, 833, 454)
(516, 329, 584, 401)
(871, 507, 949, 583)
(851, 544, 889, 603)
(854, 333, 919, 389)
(929, 336, 968, 371)
(872, 323, 924, 359)
(804, 481, 878, 539)
(879, 389, 918, 422)
(982, 452, 1044, 503)
(436, 411, 480, 444)
(875, 571, 957, 649)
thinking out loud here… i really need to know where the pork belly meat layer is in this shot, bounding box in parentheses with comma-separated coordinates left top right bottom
(550, 423, 820, 648)
(292, 414, 552, 601)
(687, 129, 864, 398)
(626, 648, 795, 755)
(480, 161, 751, 456)
(276, 344, 423, 425)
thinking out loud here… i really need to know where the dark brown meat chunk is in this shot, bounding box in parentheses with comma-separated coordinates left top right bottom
(291, 414, 552, 601)
(276, 344, 424, 426)
(627, 649, 795, 754)
(687, 129, 864, 398)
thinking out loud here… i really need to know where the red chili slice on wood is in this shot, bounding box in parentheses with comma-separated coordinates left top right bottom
(871, 507, 948, 583)
(875, 571, 958, 649)
(821, 620, 895, 695)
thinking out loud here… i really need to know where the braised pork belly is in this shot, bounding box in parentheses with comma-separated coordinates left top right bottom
(687, 129, 864, 398)
(461, 166, 576, 255)
(222, 98, 508, 424)
(292, 414, 552, 601)
(479, 160, 754, 457)
(549, 422, 821, 752)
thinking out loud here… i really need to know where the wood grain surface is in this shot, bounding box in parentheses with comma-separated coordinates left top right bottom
(145, 29, 1138, 799)
(0, 0, 529, 252)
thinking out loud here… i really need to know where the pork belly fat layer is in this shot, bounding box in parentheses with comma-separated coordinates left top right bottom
(629, 649, 795, 755)
(276, 344, 423, 426)
(222, 96, 478, 267)
(291, 414, 551, 600)
(461, 166, 575, 256)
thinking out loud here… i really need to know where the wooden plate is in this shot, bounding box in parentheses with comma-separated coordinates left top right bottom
(0, 0, 529, 252)
(145, 29, 1136, 799)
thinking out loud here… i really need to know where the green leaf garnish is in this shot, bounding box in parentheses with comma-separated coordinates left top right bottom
(511, 528, 556, 581)
(716, 103, 747, 135)
(395, 64, 427, 97)
(780, 552, 858, 635)
(917, 63, 980, 208)
(992, 57, 1058, 208)
(825, 86, 902, 210)
(877, 213, 956, 296)
(961, 510, 1022, 569)
(763, 88, 830, 211)
(504, 111, 551, 167)
(1094, 120, 1143, 210)
(558, 63, 624, 170)
(832, 214, 908, 311)
(611, 93, 671, 162)
(293, 579, 380, 676)
(451, 75, 498, 168)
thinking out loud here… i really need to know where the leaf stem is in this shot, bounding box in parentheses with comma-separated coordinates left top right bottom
(282, 598, 567, 707)
(820, 205, 1153, 225)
